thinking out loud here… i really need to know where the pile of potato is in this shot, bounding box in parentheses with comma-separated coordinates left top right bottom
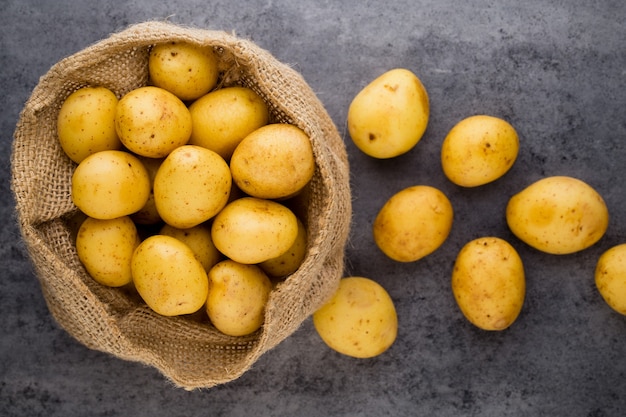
(58, 41, 314, 337)
(314, 66, 621, 359)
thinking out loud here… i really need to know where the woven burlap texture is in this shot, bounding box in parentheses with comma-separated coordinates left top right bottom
(11, 20, 351, 390)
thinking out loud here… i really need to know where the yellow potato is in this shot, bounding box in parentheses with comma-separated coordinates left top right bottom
(211, 197, 298, 264)
(71, 150, 150, 220)
(206, 260, 272, 336)
(76, 216, 140, 287)
(347, 68, 429, 159)
(154, 145, 231, 229)
(131, 235, 208, 316)
(230, 124, 315, 199)
(115, 86, 192, 158)
(160, 223, 222, 272)
(149, 41, 219, 101)
(452, 237, 525, 331)
(130, 156, 163, 225)
(188, 86, 270, 160)
(506, 176, 609, 254)
(595, 244, 626, 315)
(57, 86, 122, 163)
(313, 277, 397, 358)
(373, 185, 453, 262)
(441, 115, 519, 187)
(259, 217, 307, 278)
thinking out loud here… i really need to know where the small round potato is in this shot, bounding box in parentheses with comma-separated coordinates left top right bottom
(188, 86, 270, 160)
(230, 123, 315, 199)
(441, 115, 519, 187)
(373, 185, 453, 262)
(506, 176, 609, 254)
(57, 86, 122, 163)
(160, 223, 222, 272)
(313, 277, 398, 358)
(211, 197, 298, 264)
(452, 237, 525, 331)
(76, 216, 140, 287)
(115, 86, 192, 158)
(595, 244, 626, 315)
(131, 235, 209, 316)
(71, 150, 151, 220)
(149, 41, 219, 101)
(206, 260, 272, 336)
(259, 217, 307, 278)
(347, 68, 429, 159)
(154, 145, 231, 229)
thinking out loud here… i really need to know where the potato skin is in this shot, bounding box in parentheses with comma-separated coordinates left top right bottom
(347, 68, 429, 159)
(206, 260, 272, 336)
(452, 237, 525, 331)
(313, 277, 398, 358)
(506, 176, 609, 254)
(441, 115, 519, 187)
(71, 150, 150, 220)
(373, 185, 453, 262)
(57, 86, 121, 164)
(76, 216, 140, 287)
(595, 244, 626, 315)
(131, 235, 209, 316)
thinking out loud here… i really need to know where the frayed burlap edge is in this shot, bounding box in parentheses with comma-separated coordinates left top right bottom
(10, 20, 351, 390)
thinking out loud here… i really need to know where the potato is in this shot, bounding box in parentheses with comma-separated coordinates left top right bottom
(230, 124, 315, 199)
(76, 216, 140, 287)
(313, 277, 397, 358)
(347, 68, 429, 159)
(115, 86, 192, 158)
(148, 41, 219, 102)
(506, 176, 609, 254)
(71, 150, 150, 220)
(131, 235, 208, 316)
(206, 260, 272, 336)
(211, 197, 298, 264)
(57, 86, 122, 163)
(595, 244, 626, 315)
(160, 223, 222, 272)
(130, 156, 163, 225)
(154, 145, 231, 229)
(452, 237, 525, 331)
(441, 115, 519, 187)
(373, 185, 453, 262)
(259, 217, 307, 278)
(188, 86, 270, 160)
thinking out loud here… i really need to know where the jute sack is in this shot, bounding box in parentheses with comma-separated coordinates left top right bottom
(11, 21, 351, 390)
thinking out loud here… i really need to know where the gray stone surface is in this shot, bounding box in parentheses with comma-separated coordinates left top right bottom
(2, 0, 626, 415)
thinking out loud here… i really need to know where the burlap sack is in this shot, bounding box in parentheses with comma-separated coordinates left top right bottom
(11, 21, 351, 390)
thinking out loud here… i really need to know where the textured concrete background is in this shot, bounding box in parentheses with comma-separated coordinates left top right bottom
(2, 0, 626, 416)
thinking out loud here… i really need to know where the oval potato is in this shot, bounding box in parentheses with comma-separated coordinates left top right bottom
(71, 150, 151, 220)
(206, 260, 272, 336)
(347, 68, 429, 159)
(154, 145, 231, 229)
(452, 237, 525, 331)
(160, 223, 222, 272)
(76, 216, 140, 287)
(595, 243, 626, 315)
(115, 86, 192, 158)
(211, 197, 298, 264)
(373, 185, 453, 262)
(313, 277, 398, 358)
(131, 235, 208, 316)
(441, 115, 519, 187)
(57, 86, 121, 164)
(506, 176, 609, 254)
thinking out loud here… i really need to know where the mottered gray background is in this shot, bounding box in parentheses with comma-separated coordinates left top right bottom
(1, 1, 626, 416)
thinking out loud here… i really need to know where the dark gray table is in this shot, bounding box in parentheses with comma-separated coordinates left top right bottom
(2, 1, 625, 416)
